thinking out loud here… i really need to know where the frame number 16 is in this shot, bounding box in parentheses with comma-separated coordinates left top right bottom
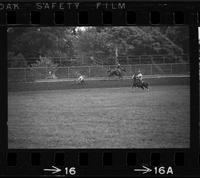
(65, 167, 76, 175)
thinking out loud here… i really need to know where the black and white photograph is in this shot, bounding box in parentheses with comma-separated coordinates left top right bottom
(198, 27, 200, 142)
(8, 26, 190, 148)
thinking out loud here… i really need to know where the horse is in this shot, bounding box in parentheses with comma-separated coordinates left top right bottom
(77, 79, 86, 85)
(107, 67, 126, 79)
(131, 75, 149, 91)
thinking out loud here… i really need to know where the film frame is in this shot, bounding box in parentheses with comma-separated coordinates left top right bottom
(0, 0, 200, 177)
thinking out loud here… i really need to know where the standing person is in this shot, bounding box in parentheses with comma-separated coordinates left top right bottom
(76, 72, 85, 84)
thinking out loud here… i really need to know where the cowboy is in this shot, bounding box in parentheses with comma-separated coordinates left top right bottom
(136, 69, 143, 83)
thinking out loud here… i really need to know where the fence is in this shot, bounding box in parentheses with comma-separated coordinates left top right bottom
(8, 54, 189, 67)
(8, 63, 190, 82)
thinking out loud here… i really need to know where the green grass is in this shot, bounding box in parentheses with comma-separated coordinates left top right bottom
(8, 85, 190, 148)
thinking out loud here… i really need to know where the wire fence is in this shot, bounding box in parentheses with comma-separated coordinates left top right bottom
(8, 63, 190, 82)
(8, 54, 189, 67)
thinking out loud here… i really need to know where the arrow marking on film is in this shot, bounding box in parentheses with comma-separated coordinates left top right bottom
(134, 165, 152, 174)
(44, 166, 61, 174)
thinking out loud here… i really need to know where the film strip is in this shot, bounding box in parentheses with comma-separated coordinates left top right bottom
(0, 2, 200, 25)
(0, 0, 200, 177)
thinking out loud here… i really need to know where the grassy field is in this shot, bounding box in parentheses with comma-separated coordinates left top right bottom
(8, 85, 190, 148)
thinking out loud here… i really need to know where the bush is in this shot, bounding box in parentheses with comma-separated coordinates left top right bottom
(30, 56, 58, 79)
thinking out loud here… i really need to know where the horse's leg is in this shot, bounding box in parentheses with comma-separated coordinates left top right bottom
(141, 85, 144, 90)
(143, 83, 149, 91)
(84, 80, 87, 86)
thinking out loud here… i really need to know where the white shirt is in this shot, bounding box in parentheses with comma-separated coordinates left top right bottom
(78, 75, 84, 81)
(137, 73, 143, 79)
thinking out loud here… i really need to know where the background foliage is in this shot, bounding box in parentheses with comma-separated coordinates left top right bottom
(7, 26, 189, 67)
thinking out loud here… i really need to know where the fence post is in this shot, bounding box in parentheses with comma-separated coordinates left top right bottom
(88, 66, 91, 78)
(67, 67, 69, 78)
(24, 68, 26, 82)
(108, 65, 111, 79)
(82, 56, 84, 65)
(130, 64, 133, 76)
(45, 63, 48, 79)
(170, 63, 173, 74)
(150, 64, 152, 75)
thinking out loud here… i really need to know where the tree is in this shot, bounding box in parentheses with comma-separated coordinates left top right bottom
(75, 26, 187, 65)
(8, 26, 189, 67)
(8, 27, 76, 65)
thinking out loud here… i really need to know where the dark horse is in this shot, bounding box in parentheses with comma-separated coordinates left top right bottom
(107, 67, 126, 79)
(131, 75, 149, 91)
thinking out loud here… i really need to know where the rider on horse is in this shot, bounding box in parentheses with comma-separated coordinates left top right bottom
(132, 69, 143, 85)
(131, 69, 149, 91)
(135, 69, 143, 83)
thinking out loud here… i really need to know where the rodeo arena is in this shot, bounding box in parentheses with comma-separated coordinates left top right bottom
(8, 54, 189, 90)
(8, 27, 190, 149)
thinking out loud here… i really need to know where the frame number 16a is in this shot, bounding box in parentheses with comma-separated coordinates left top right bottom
(154, 166, 173, 175)
(134, 166, 173, 175)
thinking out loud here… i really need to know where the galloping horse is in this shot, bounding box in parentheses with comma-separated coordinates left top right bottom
(107, 67, 126, 79)
(131, 74, 149, 91)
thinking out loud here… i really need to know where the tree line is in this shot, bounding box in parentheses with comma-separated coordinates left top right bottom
(8, 26, 189, 67)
